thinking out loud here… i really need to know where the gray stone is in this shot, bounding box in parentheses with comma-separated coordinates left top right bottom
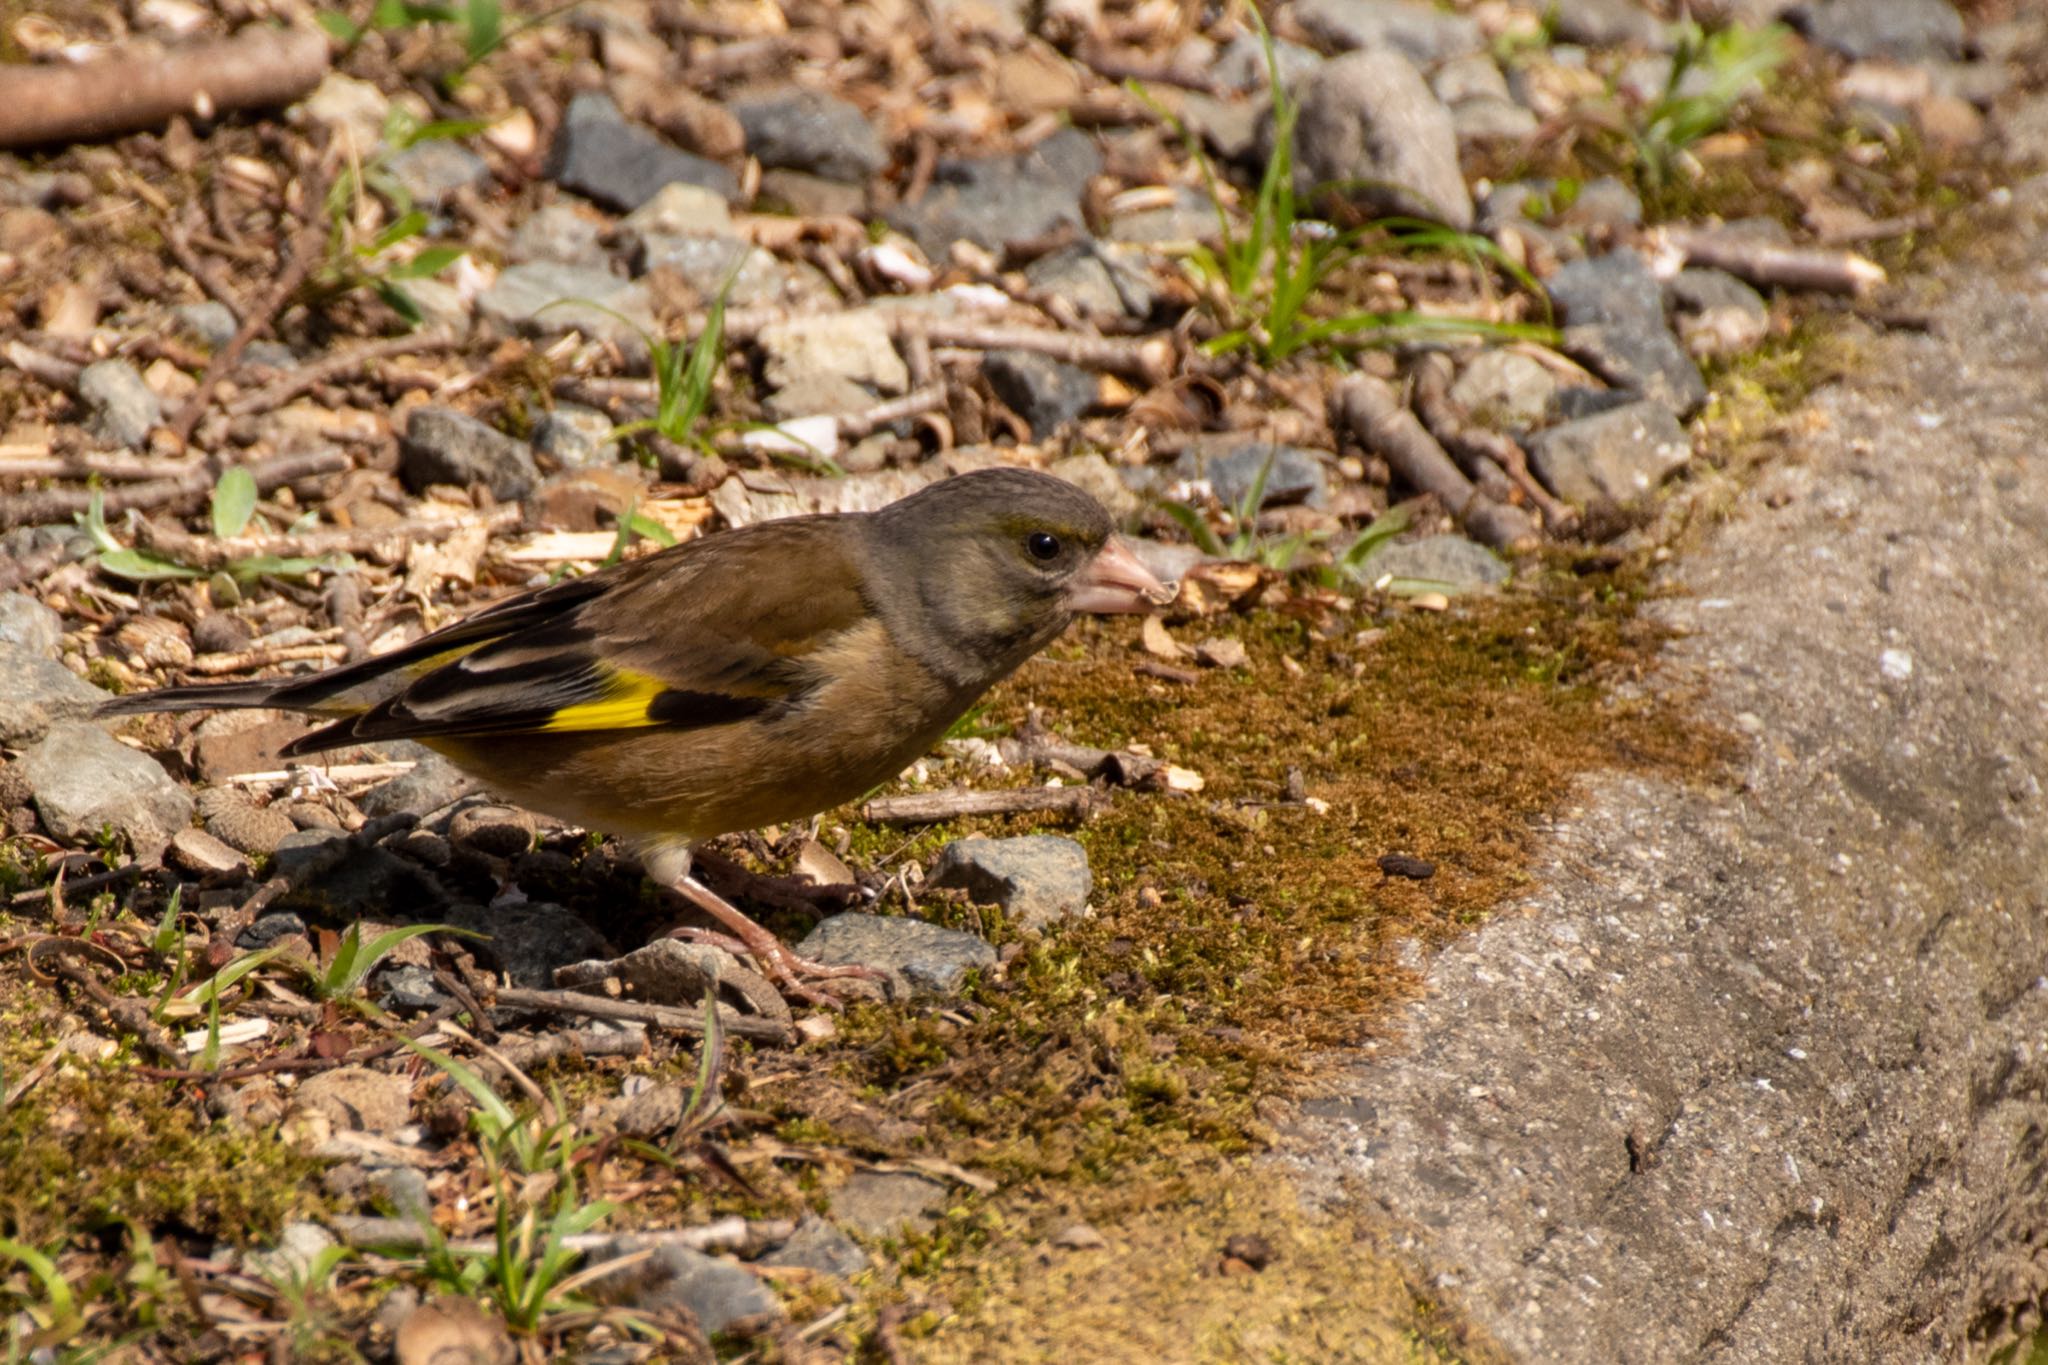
(589, 1243, 781, 1336)
(1452, 98, 1540, 141)
(1554, 176, 1643, 232)
(0, 594, 63, 656)
(1448, 350, 1558, 431)
(386, 139, 490, 208)
(400, 405, 540, 501)
(1547, 250, 1706, 417)
(757, 311, 909, 416)
(174, 300, 238, 348)
(887, 128, 1100, 257)
(297, 1067, 412, 1134)
(370, 1167, 431, 1219)
(1548, 0, 1673, 50)
(546, 92, 739, 211)
(475, 261, 657, 359)
(1287, 49, 1473, 230)
(796, 913, 997, 997)
(1431, 54, 1511, 107)
(448, 901, 613, 989)
(830, 1170, 948, 1237)
(930, 834, 1093, 931)
(506, 202, 608, 267)
(237, 911, 308, 949)
(756, 168, 868, 218)
(1049, 452, 1144, 525)
(1668, 267, 1770, 359)
(272, 829, 442, 919)
(243, 1221, 339, 1283)
(633, 233, 788, 307)
(357, 742, 477, 820)
(533, 405, 620, 468)
(1103, 186, 1223, 246)
(1789, 0, 1964, 62)
(16, 722, 191, 856)
(1352, 534, 1509, 593)
(197, 789, 299, 856)
(760, 1215, 868, 1277)
(1175, 438, 1329, 510)
(1178, 92, 1263, 165)
(556, 937, 743, 1006)
(1291, 0, 1483, 63)
(982, 351, 1096, 438)
(1023, 243, 1159, 321)
(1526, 399, 1692, 507)
(618, 181, 734, 241)
(731, 87, 887, 182)
(391, 278, 471, 336)
(77, 359, 161, 449)
(1211, 32, 1323, 93)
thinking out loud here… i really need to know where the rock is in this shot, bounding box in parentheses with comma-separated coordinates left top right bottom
(1212, 32, 1323, 92)
(174, 299, 238, 348)
(1448, 351, 1558, 431)
(1175, 438, 1329, 510)
(1194, 636, 1251, 668)
(297, 72, 389, 149)
(795, 913, 997, 997)
(730, 87, 886, 182)
(0, 595, 61, 658)
(1287, 49, 1473, 230)
(1789, 0, 1964, 62)
(982, 351, 1096, 437)
(169, 826, 249, 875)
(930, 835, 1092, 931)
(830, 1170, 948, 1237)
(358, 743, 476, 820)
(394, 1296, 515, 1365)
(1547, 0, 1672, 50)
(1432, 54, 1511, 107)
(0, 646, 101, 746)
(1023, 243, 1158, 322)
(757, 311, 909, 416)
(597, 1081, 687, 1138)
(400, 406, 540, 501)
(243, 1221, 340, 1284)
(757, 168, 868, 218)
(448, 902, 613, 989)
(887, 128, 1099, 258)
(1291, 0, 1483, 63)
(633, 233, 789, 307)
(391, 278, 471, 336)
(588, 1243, 781, 1336)
(1354, 534, 1510, 593)
(446, 804, 536, 858)
(475, 261, 656, 359)
(197, 789, 299, 856)
(532, 405, 619, 469)
(386, 139, 491, 208)
(557, 937, 741, 1006)
(1103, 186, 1224, 246)
(759, 1214, 868, 1277)
(1667, 267, 1771, 359)
(273, 830, 443, 919)
(239, 911, 309, 950)
(1554, 176, 1644, 233)
(16, 722, 191, 855)
(545, 92, 739, 211)
(297, 1066, 411, 1133)
(1049, 452, 1144, 524)
(1451, 99, 1542, 142)
(505, 202, 608, 267)
(617, 181, 733, 241)
(1526, 399, 1693, 507)
(993, 44, 1085, 116)
(77, 359, 161, 449)
(1547, 250, 1706, 417)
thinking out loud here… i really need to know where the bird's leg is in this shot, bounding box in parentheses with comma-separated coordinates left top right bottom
(667, 873, 881, 1008)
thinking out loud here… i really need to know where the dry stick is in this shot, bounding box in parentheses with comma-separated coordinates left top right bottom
(695, 308, 1179, 383)
(186, 643, 347, 675)
(224, 330, 463, 416)
(134, 504, 521, 571)
(0, 447, 350, 529)
(492, 986, 794, 1044)
(0, 451, 210, 482)
(167, 204, 330, 449)
(1650, 225, 1886, 296)
(327, 570, 367, 662)
(861, 785, 1101, 825)
(162, 219, 245, 323)
(2, 339, 84, 392)
(1330, 374, 1540, 552)
(0, 27, 331, 149)
(1410, 353, 1576, 534)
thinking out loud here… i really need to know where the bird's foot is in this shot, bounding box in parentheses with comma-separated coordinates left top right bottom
(668, 876, 881, 1010)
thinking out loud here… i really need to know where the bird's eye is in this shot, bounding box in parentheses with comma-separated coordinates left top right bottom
(1027, 531, 1062, 562)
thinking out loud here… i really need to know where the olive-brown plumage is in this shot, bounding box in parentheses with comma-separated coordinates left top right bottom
(101, 468, 1174, 998)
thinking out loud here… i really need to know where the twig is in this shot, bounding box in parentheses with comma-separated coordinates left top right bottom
(162, 219, 245, 323)
(2, 339, 84, 392)
(836, 385, 949, 439)
(1411, 353, 1576, 534)
(674, 307, 1178, 383)
(0, 450, 210, 482)
(493, 986, 794, 1044)
(134, 504, 520, 571)
(0, 447, 351, 529)
(224, 331, 463, 416)
(860, 786, 1101, 825)
(1330, 375, 1539, 551)
(0, 28, 330, 149)
(43, 953, 185, 1067)
(186, 643, 347, 676)
(1074, 43, 1223, 95)
(1648, 224, 1886, 296)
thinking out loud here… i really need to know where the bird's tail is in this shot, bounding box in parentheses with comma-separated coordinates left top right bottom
(97, 678, 298, 717)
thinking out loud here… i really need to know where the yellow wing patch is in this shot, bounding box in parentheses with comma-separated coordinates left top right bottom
(540, 667, 669, 733)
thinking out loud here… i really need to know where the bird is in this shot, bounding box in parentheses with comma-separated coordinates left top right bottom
(101, 467, 1176, 1001)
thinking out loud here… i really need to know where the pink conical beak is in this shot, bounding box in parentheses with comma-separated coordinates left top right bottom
(1067, 537, 1178, 614)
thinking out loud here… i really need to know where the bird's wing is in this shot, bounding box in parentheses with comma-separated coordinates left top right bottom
(281, 520, 874, 755)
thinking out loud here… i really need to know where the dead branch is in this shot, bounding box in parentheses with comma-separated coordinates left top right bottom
(0, 451, 209, 483)
(493, 985, 795, 1044)
(224, 331, 463, 416)
(134, 504, 520, 570)
(0, 28, 331, 149)
(162, 219, 245, 323)
(860, 785, 1102, 825)
(0, 448, 350, 530)
(1649, 225, 1886, 296)
(185, 643, 347, 675)
(1411, 353, 1577, 534)
(2, 339, 84, 392)
(1330, 374, 1540, 551)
